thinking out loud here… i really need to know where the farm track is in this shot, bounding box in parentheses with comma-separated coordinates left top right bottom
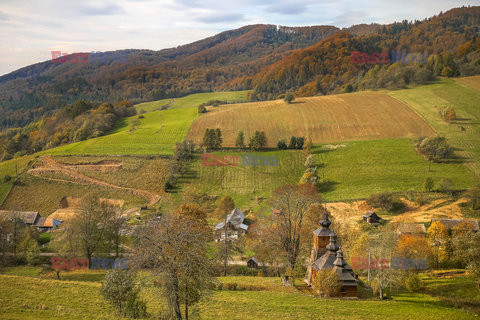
(28, 156, 162, 207)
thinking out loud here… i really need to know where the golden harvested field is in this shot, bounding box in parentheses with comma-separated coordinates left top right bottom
(187, 91, 435, 146)
(454, 75, 480, 92)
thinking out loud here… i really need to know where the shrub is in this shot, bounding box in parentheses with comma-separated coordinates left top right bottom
(367, 192, 406, 213)
(312, 270, 340, 297)
(38, 233, 52, 246)
(424, 177, 434, 192)
(277, 139, 287, 150)
(101, 269, 147, 318)
(417, 136, 453, 162)
(224, 282, 238, 290)
(439, 178, 454, 194)
(284, 91, 295, 104)
(405, 273, 422, 292)
(2, 175, 12, 183)
(197, 104, 206, 114)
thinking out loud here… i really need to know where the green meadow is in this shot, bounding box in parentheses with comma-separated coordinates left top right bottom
(0, 271, 478, 320)
(390, 78, 480, 179)
(178, 138, 473, 208)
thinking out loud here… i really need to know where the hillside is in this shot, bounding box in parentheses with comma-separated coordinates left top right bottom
(1, 79, 478, 212)
(0, 25, 339, 129)
(186, 91, 435, 147)
(248, 6, 480, 100)
(2, 6, 480, 131)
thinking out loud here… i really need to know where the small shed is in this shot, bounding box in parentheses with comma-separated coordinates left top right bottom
(247, 257, 259, 269)
(363, 211, 381, 225)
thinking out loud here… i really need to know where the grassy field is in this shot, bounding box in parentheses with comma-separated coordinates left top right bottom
(44, 91, 249, 157)
(0, 155, 36, 205)
(0, 272, 478, 320)
(187, 91, 435, 147)
(180, 139, 474, 207)
(390, 79, 480, 179)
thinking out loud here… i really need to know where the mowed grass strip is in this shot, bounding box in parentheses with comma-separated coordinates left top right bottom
(135, 91, 250, 113)
(390, 79, 480, 178)
(187, 91, 435, 147)
(47, 106, 197, 156)
(45, 91, 249, 156)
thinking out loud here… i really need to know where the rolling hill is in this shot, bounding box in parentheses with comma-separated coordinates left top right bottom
(1, 78, 479, 211)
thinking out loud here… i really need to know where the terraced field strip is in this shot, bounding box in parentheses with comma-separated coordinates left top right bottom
(28, 156, 162, 206)
(187, 91, 435, 147)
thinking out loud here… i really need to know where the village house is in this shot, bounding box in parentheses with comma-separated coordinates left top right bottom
(305, 210, 358, 297)
(247, 257, 259, 269)
(396, 222, 427, 237)
(214, 208, 248, 241)
(429, 218, 479, 233)
(0, 210, 62, 232)
(362, 211, 382, 225)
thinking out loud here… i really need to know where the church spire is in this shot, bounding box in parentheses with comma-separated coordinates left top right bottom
(326, 234, 339, 252)
(320, 208, 331, 229)
(334, 248, 346, 267)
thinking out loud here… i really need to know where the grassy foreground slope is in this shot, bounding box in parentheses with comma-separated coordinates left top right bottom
(390, 79, 480, 179)
(187, 92, 435, 147)
(0, 274, 477, 320)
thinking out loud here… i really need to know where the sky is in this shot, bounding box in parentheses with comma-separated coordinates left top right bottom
(0, 0, 478, 76)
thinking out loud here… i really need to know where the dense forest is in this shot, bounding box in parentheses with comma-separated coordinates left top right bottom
(0, 100, 136, 161)
(246, 6, 480, 100)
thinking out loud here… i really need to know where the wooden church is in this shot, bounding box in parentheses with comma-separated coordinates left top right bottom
(305, 210, 358, 297)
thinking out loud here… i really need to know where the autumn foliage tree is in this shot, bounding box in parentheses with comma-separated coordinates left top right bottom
(133, 204, 213, 320)
(269, 184, 320, 283)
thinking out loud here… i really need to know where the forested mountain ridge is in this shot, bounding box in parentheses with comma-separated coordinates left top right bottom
(0, 24, 340, 129)
(1, 6, 480, 131)
(246, 6, 480, 100)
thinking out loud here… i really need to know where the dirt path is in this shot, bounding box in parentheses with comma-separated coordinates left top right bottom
(28, 156, 162, 207)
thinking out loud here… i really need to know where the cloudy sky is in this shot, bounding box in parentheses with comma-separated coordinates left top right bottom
(0, 0, 477, 75)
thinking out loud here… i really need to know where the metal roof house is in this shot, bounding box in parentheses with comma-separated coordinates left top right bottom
(0, 210, 62, 232)
(215, 208, 248, 241)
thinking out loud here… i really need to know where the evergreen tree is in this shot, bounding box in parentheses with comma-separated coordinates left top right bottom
(214, 128, 222, 149)
(235, 131, 245, 149)
(288, 136, 297, 149)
